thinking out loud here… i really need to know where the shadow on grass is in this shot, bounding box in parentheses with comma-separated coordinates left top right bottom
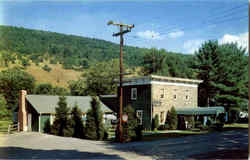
(0, 146, 125, 159)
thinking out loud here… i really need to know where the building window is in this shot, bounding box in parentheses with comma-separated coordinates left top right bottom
(136, 110, 143, 125)
(160, 89, 164, 98)
(131, 88, 137, 100)
(174, 94, 177, 100)
(160, 111, 164, 123)
(186, 95, 189, 100)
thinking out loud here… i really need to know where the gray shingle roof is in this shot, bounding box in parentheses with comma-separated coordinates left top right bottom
(26, 95, 112, 114)
(176, 107, 225, 116)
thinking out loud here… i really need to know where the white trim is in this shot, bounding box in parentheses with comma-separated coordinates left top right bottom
(38, 113, 41, 132)
(151, 81, 198, 87)
(123, 80, 198, 88)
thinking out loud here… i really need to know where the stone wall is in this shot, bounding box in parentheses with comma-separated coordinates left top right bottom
(152, 83, 198, 124)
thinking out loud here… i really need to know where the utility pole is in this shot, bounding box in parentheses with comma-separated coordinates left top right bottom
(107, 21, 134, 142)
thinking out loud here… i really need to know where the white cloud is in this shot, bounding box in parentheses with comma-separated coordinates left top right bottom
(218, 32, 248, 51)
(183, 39, 204, 54)
(168, 30, 184, 38)
(136, 30, 163, 40)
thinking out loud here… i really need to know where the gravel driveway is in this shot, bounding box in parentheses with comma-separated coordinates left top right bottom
(0, 129, 248, 159)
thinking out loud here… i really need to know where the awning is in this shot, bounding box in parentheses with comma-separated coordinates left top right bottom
(176, 107, 225, 116)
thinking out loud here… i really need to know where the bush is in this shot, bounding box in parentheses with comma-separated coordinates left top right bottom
(42, 64, 52, 72)
(152, 114, 159, 130)
(165, 107, 177, 130)
(158, 124, 168, 130)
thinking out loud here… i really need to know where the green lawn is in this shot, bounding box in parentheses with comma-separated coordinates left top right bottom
(106, 123, 249, 141)
(142, 130, 209, 141)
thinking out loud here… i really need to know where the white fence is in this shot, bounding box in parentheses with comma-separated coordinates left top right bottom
(8, 122, 20, 134)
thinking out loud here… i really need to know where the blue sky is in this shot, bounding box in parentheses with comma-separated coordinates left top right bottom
(0, 0, 248, 54)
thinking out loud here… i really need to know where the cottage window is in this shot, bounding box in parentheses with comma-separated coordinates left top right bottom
(136, 110, 143, 125)
(131, 88, 137, 100)
(160, 89, 164, 98)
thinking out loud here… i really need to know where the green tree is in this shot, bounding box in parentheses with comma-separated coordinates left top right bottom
(51, 96, 73, 137)
(142, 48, 167, 75)
(71, 104, 85, 139)
(0, 51, 16, 67)
(0, 95, 10, 120)
(193, 41, 248, 114)
(53, 86, 69, 96)
(83, 59, 120, 96)
(35, 83, 54, 95)
(85, 96, 105, 140)
(152, 114, 159, 130)
(118, 104, 140, 142)
(0, 68, 35, 110)
(42, 64, 52, 72)
(68, 79, 87, 96)
(165, 107, 177, 130)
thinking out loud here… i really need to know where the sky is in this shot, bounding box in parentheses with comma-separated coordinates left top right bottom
(0, 0, 248, 54)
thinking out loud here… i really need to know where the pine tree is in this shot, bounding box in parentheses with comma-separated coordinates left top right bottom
(51, 96, 73, 137)
(85, 96, 105, 140)
(71, 103, 85, 139)
(194, 41, 248, 119)
(166, 107, 177, 130)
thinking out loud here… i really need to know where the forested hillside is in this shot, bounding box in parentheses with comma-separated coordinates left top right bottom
(0, 25, 194, 78)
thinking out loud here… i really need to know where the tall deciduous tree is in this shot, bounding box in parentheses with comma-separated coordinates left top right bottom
(0, 95, 10, 120)
(83, 59, 120, 96)
(85, 96, 105, 140)
(142, 48, 167, 75)
(51, 96, 73, 137)
(0, 67, 35, 110)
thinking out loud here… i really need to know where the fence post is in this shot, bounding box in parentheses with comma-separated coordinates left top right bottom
(8, 124, 10, 134)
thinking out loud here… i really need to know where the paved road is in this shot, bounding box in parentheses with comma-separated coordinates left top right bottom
(0, 129, 248, 159)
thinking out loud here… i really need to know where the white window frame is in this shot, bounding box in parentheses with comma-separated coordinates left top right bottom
(136, 110, 143, 125)
(131, 88, 137, 100)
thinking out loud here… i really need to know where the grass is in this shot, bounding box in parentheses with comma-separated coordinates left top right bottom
(142, 130, 209, 141)
(0, 120, 12, 135)
(0, 61, 82, 88)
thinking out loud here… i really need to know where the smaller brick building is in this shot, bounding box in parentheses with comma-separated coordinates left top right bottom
(120, 75, 203, 129)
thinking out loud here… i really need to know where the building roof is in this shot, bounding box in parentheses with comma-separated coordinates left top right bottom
(176, 107, 225, 116)
(26, 95, 112, 114)
(99, 95, 118, 112)
(122, 75, 203, 86)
